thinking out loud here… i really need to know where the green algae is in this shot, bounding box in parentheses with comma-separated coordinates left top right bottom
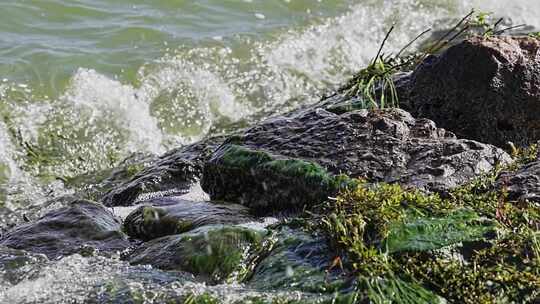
(184, 293, 220, 304)
(362, 275, 445, 304)
(123, 205, 195, 240)
(218, 145, 357, 192)
(384, 209, 496, 253)
(203, 144, 358, 213)
(317, 167, 539, 303)
(184, 226, 264, 282)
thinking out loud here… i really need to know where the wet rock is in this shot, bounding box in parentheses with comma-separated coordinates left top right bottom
(123, 197, 255, 241)
(103, 136, 225, 207)
(405, 36, 540, 148)
(248, 225, 350, 293)
(129, 225, 265, 284)
(202, 108, 510, 213)
(92, 266, 194, 303)
(202, 144, 357, 214)
(497, 160, 540, 202)
(63, 152, 157, 202)
(0, 247, 48, 285)
(0, 200, 129, 259)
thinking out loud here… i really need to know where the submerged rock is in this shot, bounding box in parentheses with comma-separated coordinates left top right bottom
(129, 226, 265, 284)
(0, 200, 129, 259)
(406, 35, 540, 148)
(248, 225, 350, 293)
(0, 247, 48, 285)
(92, 266, 194, 303)
(202, 108, 510, 213)
(123, 197, 255, 241)
(103, 136, 225, 207)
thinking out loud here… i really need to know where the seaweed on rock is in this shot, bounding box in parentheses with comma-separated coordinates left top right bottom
(317, 163, 540, 303)
(202, 144, 358, 215)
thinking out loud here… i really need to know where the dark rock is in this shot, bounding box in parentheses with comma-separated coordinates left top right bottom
(63, 152, 157, 202)
(129, 226, 264, 284)
(103, 136, 225, 207)
(248, 225, 350, 293)
(123, 197, 255, 241)
(405, 36, 540, 148)
(202, 144, 357, 214)
(0, 247, 48, 285)
(0, 200, 129, 259)
(202, 108, 510, 213)
(497, 160, 540, 202)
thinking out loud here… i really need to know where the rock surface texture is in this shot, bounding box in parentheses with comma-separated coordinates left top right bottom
(406, 36, 540, 148)
(129, 226, 264, 284)
(202, 107, 510, 213)
(497, 159, 540, 202)
(123, 197, 255, 241)
(0, 200, 129, 259)
(103, 136, 225, 207)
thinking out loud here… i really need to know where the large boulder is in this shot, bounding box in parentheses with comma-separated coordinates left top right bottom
(123, 197, 255, 241)
(0, 200, 129, 259)
(103, 136, 225, 207)
(405, 35, 540, 148)
(202, 108, 510, 213)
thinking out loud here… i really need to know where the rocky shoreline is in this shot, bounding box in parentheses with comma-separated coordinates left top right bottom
(1, 35, 540, 303)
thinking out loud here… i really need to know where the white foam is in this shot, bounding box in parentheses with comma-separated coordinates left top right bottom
(63, 69, 164, 154)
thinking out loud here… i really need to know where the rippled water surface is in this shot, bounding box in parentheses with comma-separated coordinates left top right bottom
(1, 0, 539, 302)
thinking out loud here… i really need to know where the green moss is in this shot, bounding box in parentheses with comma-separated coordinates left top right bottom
(135, 205, 194, 239)
(249, 225, 349, 294)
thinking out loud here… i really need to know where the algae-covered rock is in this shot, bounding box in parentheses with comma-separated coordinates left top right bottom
(0, 200, 130, 259)
(248, 225, 350, 293)
(203, 108, 509, 212)
(103, 136, 225, 207)
(202, 144, 357, 214)
(320, 180, 540, 303)
(129, 226, 265, 283)
(406, 36, 540, 148)
(123, 197, 255, 241)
